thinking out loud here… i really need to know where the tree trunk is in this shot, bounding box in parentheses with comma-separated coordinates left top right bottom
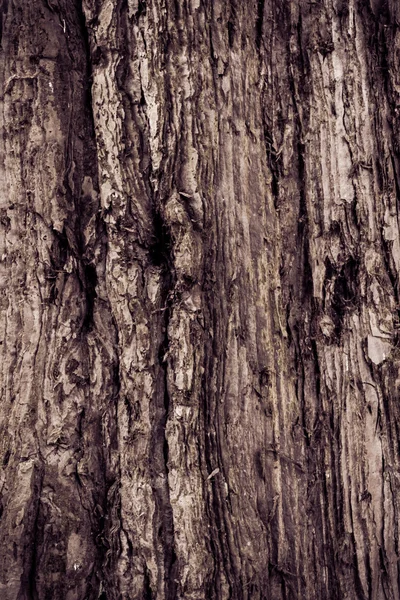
(1, 0, 400, 598)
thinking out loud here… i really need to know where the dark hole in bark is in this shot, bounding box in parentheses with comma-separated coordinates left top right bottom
(350, 198, 359, 227)
(163, 411, 170, 469)
(149, 211, 172, 269)
(324, 256, 359, 338)
(271, 171, 280, 205)
(329, 220, 341, 236)
(143, 565, 153, 600)
(228, 21, 235, 48)
(3, 449, 10, 467)
(256, 0, 265, 49)
(136, 0, 147, 18)
(82, 263, 97, 330)
(50, 230, 69, 271)
(333, 257, 359, 310)
(127, 537, 133, 557)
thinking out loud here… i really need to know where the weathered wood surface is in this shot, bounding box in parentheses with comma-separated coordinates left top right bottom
(1, 0, 400, 598)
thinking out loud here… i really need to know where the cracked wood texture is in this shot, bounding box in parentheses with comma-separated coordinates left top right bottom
(1, 0, 400, 598)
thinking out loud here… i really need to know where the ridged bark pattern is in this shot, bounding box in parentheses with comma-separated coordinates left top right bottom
(1, 0, 400, 599)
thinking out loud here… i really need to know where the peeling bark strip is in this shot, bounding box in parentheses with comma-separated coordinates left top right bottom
(1, 0, 400, 598)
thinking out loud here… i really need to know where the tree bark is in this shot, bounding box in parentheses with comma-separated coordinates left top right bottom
(1, 0, 400, 598)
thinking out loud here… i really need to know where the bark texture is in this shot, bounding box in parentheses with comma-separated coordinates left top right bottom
(1, 0, 400, 598)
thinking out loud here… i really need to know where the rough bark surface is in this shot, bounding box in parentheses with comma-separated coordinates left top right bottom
(1, 0, 400, 598)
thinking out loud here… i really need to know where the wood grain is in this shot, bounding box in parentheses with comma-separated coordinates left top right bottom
(1, 0, 400, 598)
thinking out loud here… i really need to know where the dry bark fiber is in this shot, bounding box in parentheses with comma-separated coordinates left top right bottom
(1, 0, 400, 599)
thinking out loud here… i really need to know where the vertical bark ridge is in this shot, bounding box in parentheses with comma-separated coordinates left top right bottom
(0, 1, 118, 598)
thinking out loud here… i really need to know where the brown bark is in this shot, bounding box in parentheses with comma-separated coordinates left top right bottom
(1, 0, 400, 598)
